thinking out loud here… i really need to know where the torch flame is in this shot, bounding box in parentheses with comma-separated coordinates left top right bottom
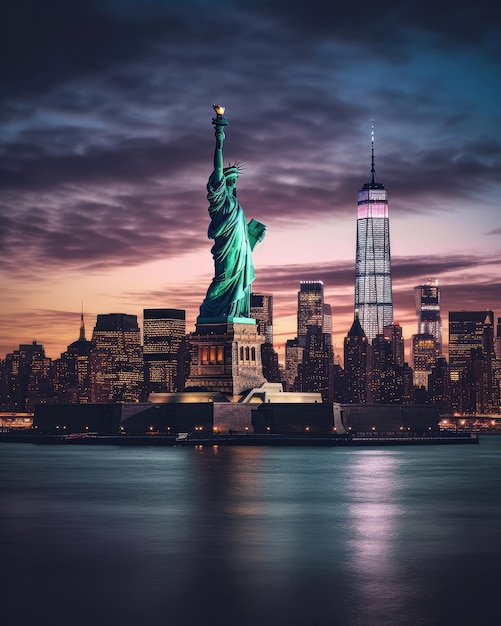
(213, 104, 225, 115)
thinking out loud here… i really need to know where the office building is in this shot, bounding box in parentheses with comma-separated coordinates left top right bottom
(143, 309, 186, 394)
(354, 125, 393, 341)
(411, 333, 440, 389)
(343, 314, 369, 403)
(415, 281, 442, 354)
(90, 313, 143, 403)
(368, 334, 395, 403)
(494, 318, 501, 405)
(250, 293, 281, 382)
(428, 356, 452, 415)
(284, 338, 303, 392)
(250, 293, 273, 344)
(55, 310, 92, 403)
(384, 323, 404, 367)
(0, 341, 54, 411)
(323, 303, 333, 339)
(448, 311, 494, 381)
(495, 317, 501, 360)
(448, 310, 498, 414)
(301, 326, 334, 402)
(297, 281, 324, 347)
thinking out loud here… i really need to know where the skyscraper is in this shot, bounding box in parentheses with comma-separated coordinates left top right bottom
(301, 326, 334, 402)
(448, 310, 498, 414)
(448, 311, 494, 382)
(284, 338, 303, 392)
(56, 310, 92, 403)
(354, 124, 393, 342)
(428, 356, 452, 415)
(415, 281, 442, 354)
(250, 294, 273, 344)
(250, 293, 280, 382)
(0, 341, 53, 411)
(343, 314, 369, 403)
(297, 281, 324, 347)
(143, 309, 186, 394)
(495, 317, 501, 360)
(90, 313, 143, 403)
(383, 323, 404, 367)
(411, 333, 440, 389)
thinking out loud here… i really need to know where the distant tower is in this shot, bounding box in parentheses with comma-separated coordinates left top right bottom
(57, 308, 93, 403)
(284, 338, 303, 392)
(302, 326, 334, 402)
(90, 313, 143, 403)
(494, 317, 501, 360)
(323, 303, 333, 339)
(383, 323, 404, 367)
(411, 333, 440, 389)
(143, 309, 186, 394)
(448, 310, 498, 413)
(428, 356, 452, 414)
(250, 293, 281, 382)
(1, 341, 53, 411)
(250, 294, 273, 344)
(354, 121, 393, 342)
(415, 281, 442, 354)
(343, 313, 369, 403)
(448, 311, 494, 381)
(297, 281, 324, 347)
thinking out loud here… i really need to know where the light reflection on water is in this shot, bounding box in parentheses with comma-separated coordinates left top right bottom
(345, 452, 409, 624)
(1, 437, 500, 626)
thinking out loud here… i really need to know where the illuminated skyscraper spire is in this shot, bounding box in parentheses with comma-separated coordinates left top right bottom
(354, 121, 393, 342)
(79, 302, 86, 342)
(370, 119, 376, 184)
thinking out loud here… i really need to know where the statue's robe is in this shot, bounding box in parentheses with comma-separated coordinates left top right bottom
(199, 172, 255, 319)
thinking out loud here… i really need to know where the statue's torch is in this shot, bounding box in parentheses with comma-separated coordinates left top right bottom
(212, 104, 228, 126)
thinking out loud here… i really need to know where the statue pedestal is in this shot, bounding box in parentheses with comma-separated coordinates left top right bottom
(185, 319, 267, 400)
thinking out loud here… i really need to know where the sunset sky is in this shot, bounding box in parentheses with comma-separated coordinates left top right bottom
(1, 0, 500, 365)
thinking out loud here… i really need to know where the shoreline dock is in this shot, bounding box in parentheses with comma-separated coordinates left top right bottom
(0, 431, 479, 447)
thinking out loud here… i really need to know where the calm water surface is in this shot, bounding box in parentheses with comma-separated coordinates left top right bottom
(1, 436, 500, 626)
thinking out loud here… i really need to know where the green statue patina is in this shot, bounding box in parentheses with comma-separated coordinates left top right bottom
(198, 105, 266, 322)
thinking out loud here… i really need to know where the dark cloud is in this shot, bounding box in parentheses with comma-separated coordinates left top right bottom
(246, 0, 501, 52)
(0, 0, 198, 98)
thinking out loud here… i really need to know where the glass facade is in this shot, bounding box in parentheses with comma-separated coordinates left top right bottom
(143, 309, 186, 393)
(297, 281, 324, 347)
(448, 311, 494, 382)
(415, 281, 442, 353)
(355, 182, 393, 342)
(411, 333, 440, 389)
(90, 313, 143, 402)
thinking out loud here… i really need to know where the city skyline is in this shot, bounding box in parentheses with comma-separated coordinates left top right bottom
(1, 0, 500, 363)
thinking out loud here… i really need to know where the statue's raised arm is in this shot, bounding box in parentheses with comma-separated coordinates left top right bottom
(198, 106, 266, 323)
(212, 104, 226, 185)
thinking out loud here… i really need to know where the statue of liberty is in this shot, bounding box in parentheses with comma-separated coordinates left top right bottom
(199, 105, 266, 321)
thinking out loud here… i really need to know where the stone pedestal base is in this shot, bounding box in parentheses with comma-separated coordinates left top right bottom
(185, 319, 267, 399)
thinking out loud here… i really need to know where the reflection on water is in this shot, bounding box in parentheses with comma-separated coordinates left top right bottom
(1, 437, 501, 626)
(345, 451, 409, 624)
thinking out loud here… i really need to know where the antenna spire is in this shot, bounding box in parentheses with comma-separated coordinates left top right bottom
(79, 301, 86, 341)
(370, 119, 376, 184)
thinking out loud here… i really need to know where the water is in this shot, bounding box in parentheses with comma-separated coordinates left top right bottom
(1, 436, 500, 626)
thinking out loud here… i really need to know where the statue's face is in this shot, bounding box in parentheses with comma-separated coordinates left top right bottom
(225, 175, 238, 195)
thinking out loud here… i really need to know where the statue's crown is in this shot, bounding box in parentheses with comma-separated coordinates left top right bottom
(223, 161, 243, 177)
